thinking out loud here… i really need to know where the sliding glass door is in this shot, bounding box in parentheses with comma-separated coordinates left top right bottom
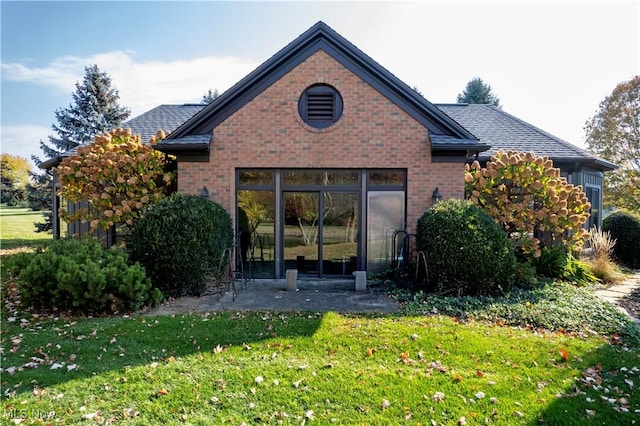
(283, 191, 358, 276)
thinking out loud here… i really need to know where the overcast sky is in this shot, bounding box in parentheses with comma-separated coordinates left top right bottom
(1, 1, 638, 166)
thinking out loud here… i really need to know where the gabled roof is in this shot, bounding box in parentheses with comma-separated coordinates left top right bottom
(435, 104, 617, 172)
(157, 21, 487, 157)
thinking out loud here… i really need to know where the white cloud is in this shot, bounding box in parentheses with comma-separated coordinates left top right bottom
(0, 124, 51, 166)
(1, 52, 260, 164)
(2, 51, 260, 117)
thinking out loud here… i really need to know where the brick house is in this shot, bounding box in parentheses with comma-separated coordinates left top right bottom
(154, 21, 488, 279)
(43, 21, 615, 279)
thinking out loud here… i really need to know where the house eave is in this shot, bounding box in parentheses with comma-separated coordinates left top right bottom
(40, 156, 63, 170)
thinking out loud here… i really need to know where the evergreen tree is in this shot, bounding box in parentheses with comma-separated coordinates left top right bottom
(201, 88, 220, 104)
(34, 64, 130, 162)
(31, 64, 130, 232)
(456, 77, 501, 107)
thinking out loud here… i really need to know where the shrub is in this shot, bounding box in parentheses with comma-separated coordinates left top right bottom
(533, 246, 567, 278)
(417, 199, 516, 296)
(15, 238, 161, 314)
(131, 194, 233, 298)
(57, 128, 173, 233)
(603, 210, 640, 268)
(465, 151, 591, 259)
(586, 227, 625, 283)
(562, 255, 598, 286)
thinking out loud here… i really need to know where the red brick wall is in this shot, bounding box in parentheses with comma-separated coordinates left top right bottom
(178, 50, 464, 232)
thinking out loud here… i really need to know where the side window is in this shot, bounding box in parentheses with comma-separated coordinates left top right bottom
(585, 186, 600, 228)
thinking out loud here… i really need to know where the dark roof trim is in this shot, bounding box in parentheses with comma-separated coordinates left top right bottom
(39, 156, 63, 170)
(432, 143, 491, 152)
(155, 143, 209, 153)
(476, 154, 617, 172)
(161, 21, 478, 146)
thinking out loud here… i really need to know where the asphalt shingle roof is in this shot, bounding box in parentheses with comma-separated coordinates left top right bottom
(124, 104, 206, 143)
(435, 103, 615, 170)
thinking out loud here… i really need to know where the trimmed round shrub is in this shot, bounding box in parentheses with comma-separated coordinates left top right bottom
(15, 238, 161, 314)
(131, 194, 233, 297)
(417, 199, 516, 296)
(603, 210, 640, 268)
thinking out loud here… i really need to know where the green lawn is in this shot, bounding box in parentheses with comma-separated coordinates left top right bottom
(0, 205, 51, 251)
(2, 207, 639, 424)
(1, 309, 638, 425)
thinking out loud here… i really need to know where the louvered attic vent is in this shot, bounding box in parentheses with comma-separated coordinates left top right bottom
(299, 84, 343, 129)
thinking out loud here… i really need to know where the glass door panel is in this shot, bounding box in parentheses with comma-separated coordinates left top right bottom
(322, 192, 358, 275)
(283, 192, 320, 274)
(237, 190, 275, 278)
(367, 191, 405, 275)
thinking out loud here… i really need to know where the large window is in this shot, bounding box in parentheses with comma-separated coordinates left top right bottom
(237, 169, 406, 278)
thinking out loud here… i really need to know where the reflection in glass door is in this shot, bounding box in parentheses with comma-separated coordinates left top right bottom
(283, 192, 358, 276)
(367, 191, 405, 275)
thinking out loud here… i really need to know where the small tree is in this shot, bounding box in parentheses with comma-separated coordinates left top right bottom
(465, 150, 591, 258)
(56, 128, 173, 234)
(457, 77, 501, 107)
(1, 154, 31, 204)
(201, 88, 220, 104)
(584, 75, 640, 211)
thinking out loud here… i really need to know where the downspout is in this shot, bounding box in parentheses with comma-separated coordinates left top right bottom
(50, 170, 61, 240)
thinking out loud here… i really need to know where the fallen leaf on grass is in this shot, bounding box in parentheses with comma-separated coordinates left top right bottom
(432, 391, 445, 402)
(559, 348, 569, 362)
(123, 408, 139, 418)
(157, 388, 169, 396)
(82, 411, 102, 420)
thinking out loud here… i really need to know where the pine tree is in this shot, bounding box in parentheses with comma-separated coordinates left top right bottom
(34, 64, 130, 162)
(31, 64, 130, 232)
(201, 88, 220, 104)
(456, 77, 501, 107)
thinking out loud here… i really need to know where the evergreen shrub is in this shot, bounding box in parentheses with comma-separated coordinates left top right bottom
(533, 246, 567, 278)
(131, 194, 233, 297)
(602, 210, 640, 268)
(417, 199, 516, 296)
(15, 238, 160, 314)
